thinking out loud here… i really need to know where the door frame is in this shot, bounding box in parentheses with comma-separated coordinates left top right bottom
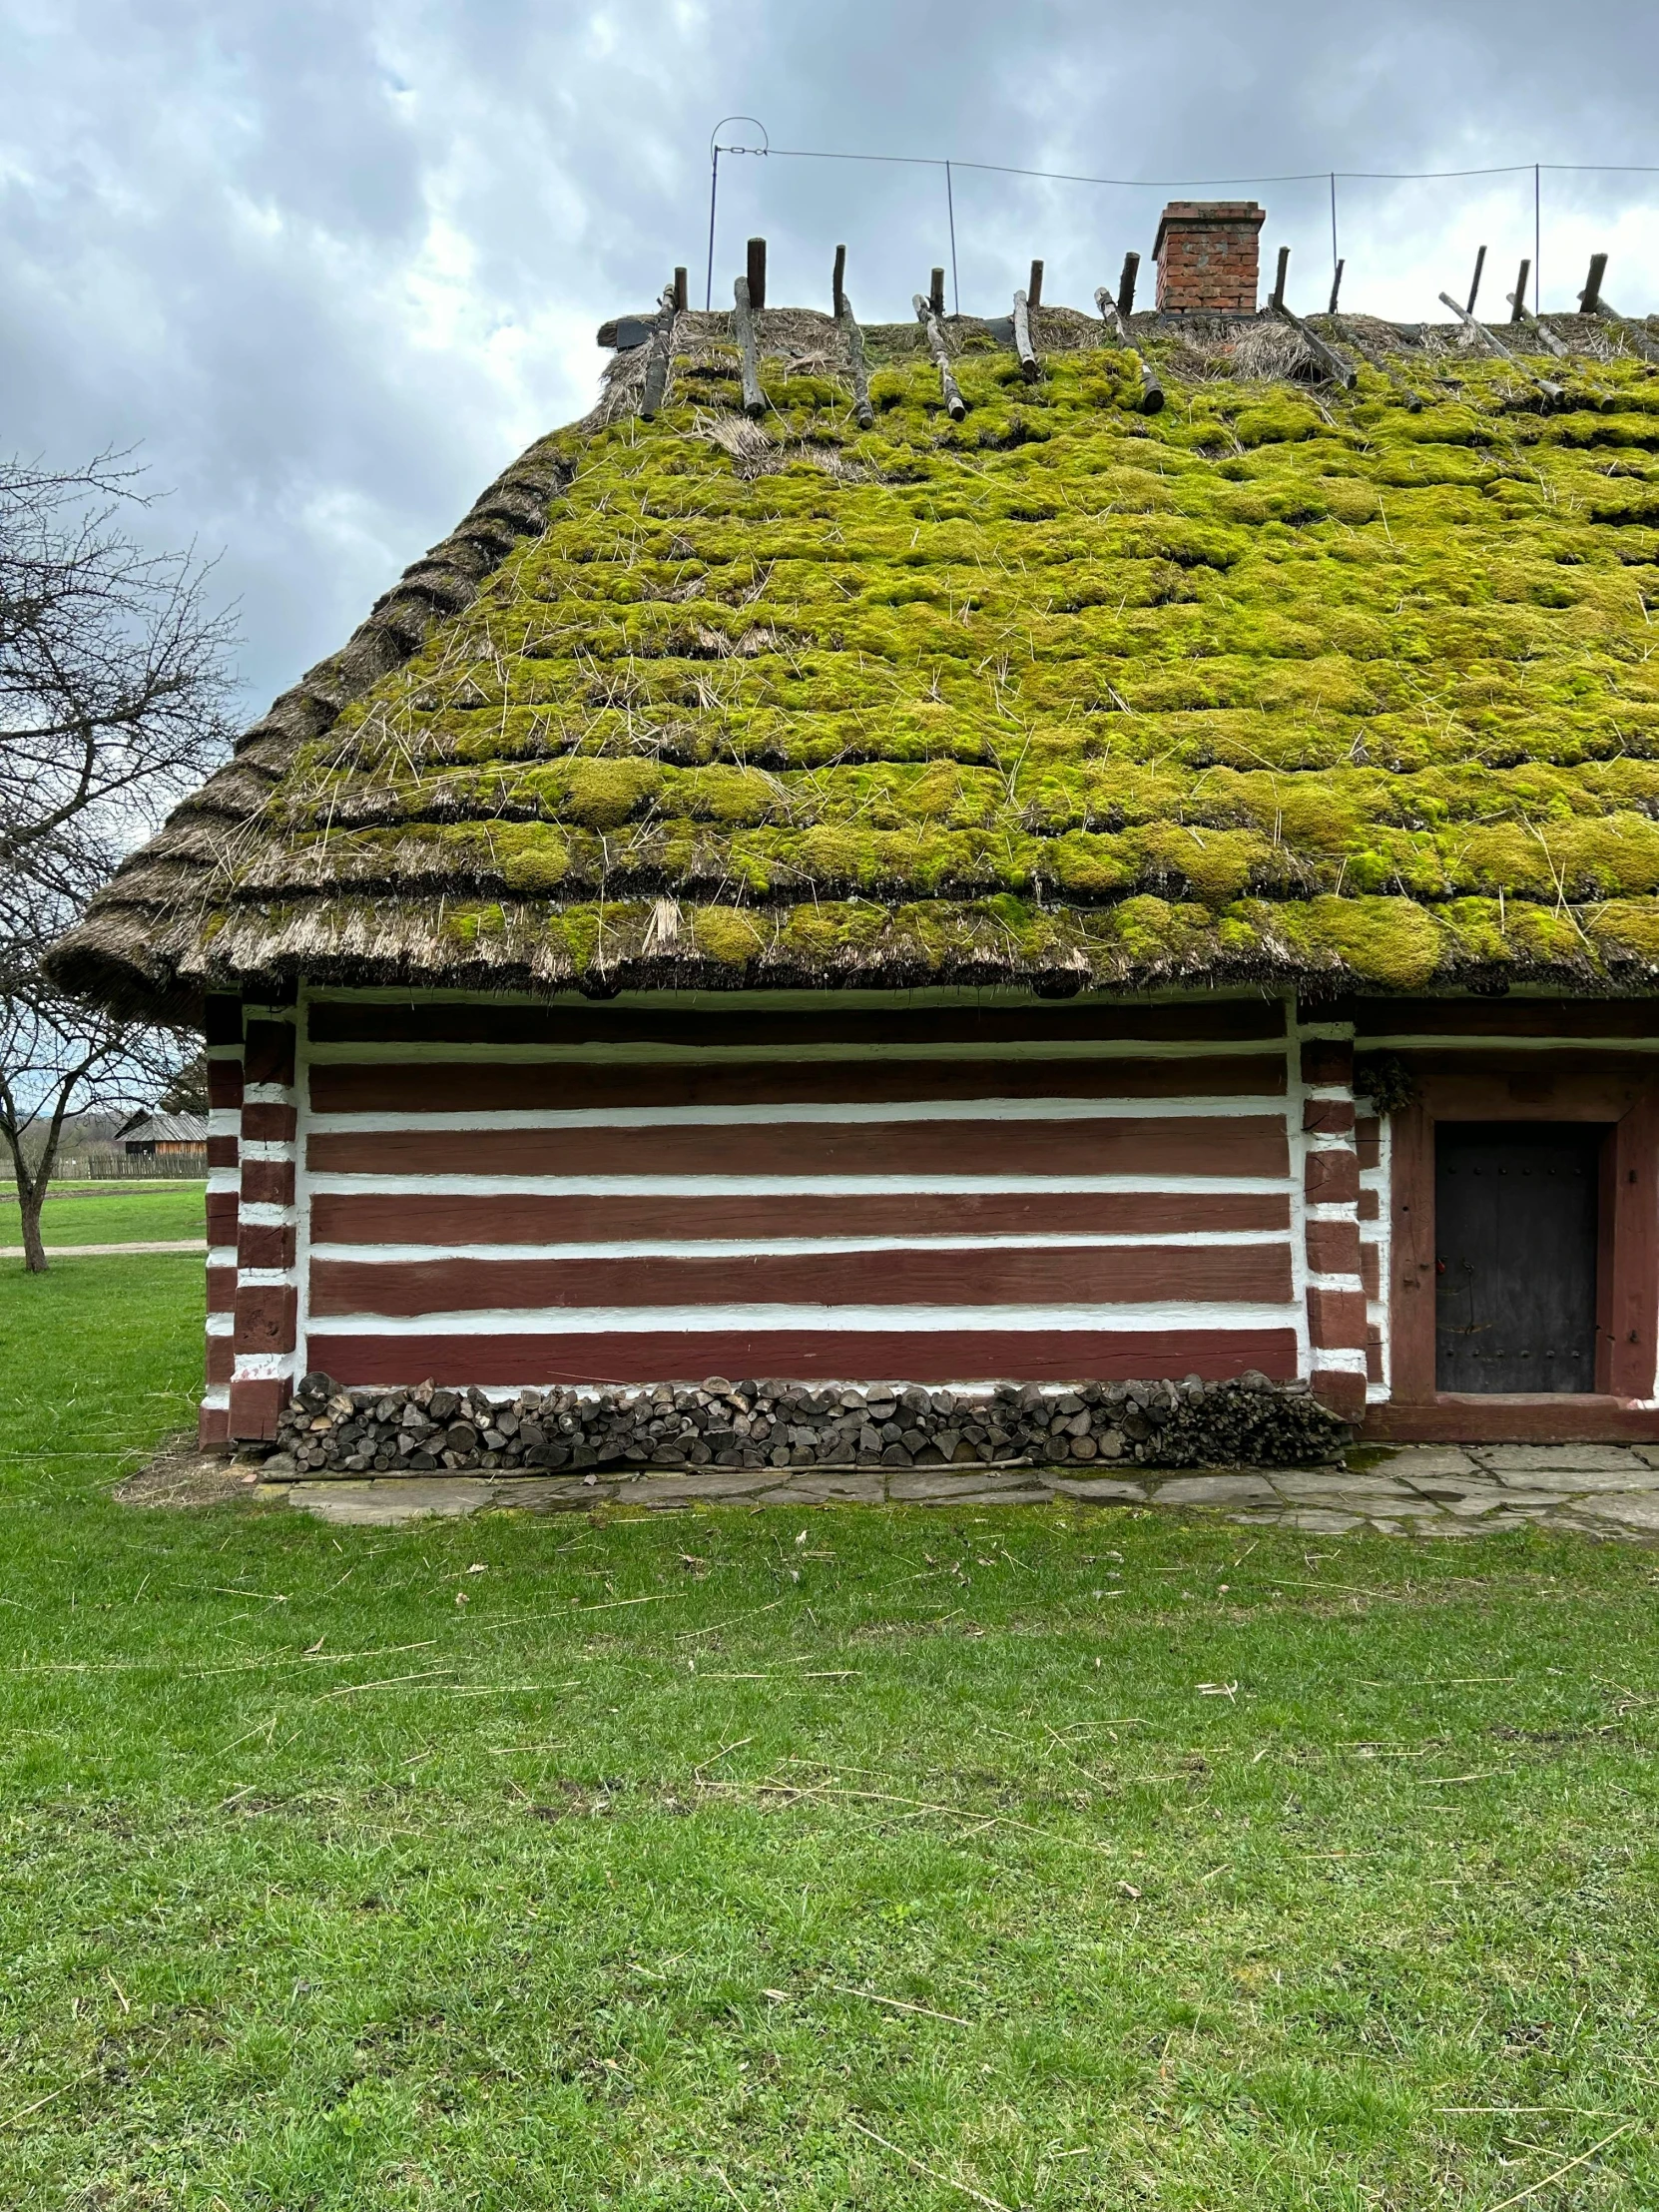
(1379, 1054, 1659, 1437)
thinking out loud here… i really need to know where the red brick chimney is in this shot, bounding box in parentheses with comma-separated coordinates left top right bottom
(1152, 201, 1266, 312)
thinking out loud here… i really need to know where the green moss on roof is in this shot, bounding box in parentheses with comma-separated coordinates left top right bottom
(60, 321, 1659, 1006)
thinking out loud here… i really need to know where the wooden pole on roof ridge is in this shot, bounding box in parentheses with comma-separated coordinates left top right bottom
(1328, 260, 1345, 316)
(1437, 286, 1563, 406)
(747, 238, 768, 312)
(673, 267, 688, 313)
(1027, 259, 1044, 308)
(1269, 247, 1290, 313)
(929, 268, 946, 317)
(1271, 296, 1358, 390)
(640, 283, 677, 419)
(1094, 283, 1163, 414)
(1576, 255, 1659, 362)
(734, 274, 766, 417)
(1117, 251, 1140, 318)
(914, 292, 966, 420)
(832, 246, 874, 429)
(1504, 263, 1569, 359)
(1465, 245, 1487, 317)
(1012, 288, 1041, 383)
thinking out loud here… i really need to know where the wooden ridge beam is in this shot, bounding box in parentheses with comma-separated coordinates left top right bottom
(832, 245, 875, 429)
(733, 274, 766, 418)
(913, 291, 966, 420)
(1094, 283, 1164, 414)
(1436, 290, 1564, 407)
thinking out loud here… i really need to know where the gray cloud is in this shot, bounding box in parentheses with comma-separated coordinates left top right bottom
(2, 0, 1655, 721)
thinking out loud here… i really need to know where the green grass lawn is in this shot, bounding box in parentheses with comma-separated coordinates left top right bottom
(2, 1182, 206, 1248)
(1, 1261, 1657, 2207)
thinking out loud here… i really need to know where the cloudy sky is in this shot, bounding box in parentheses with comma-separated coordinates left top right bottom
(4, 0, 1656, 724)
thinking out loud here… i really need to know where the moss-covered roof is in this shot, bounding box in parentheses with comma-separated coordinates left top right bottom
(51, 300, 1659, 1019)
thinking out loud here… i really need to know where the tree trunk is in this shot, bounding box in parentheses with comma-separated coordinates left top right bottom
(15, 1178, 47, 1272)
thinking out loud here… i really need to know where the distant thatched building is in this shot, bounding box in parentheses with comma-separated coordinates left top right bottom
(119, 1112, 209, 1161)
(47, 204, 1659, 1456)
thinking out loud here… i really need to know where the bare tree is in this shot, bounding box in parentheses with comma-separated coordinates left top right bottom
(1, 450, 236, 1269)
(0, 989, 191, 1269)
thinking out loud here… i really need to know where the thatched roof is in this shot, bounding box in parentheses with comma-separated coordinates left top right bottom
(48, 298, 1659, 1023)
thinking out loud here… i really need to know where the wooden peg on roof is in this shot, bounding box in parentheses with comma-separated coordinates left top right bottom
(914, 292, 965, 420)
(746, 238, 768, 311)
(1437, 288, 1563, 407)
(1504, 261, 1569, 359)
(1271, 297, 1357, 389)
(1576, 256, 1659, 361)
(1027, 260, 1044, 309)
(832, 244, 874, 429)
(639, 283, 677, 419)
(733, 274, 766, 418)
(1465, 245, 1487, 316)
(673, 267, 688, 313)
(1012, 288, 1041, 382)
(929, 267, 946, 317)
(1269, 247, 1290, 312)
(1117, 252, 1140, 318)
(1094, 284, 1164, 413)
(1328, 260, 1345, 315)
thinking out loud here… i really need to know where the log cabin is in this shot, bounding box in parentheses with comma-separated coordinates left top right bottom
(47, 203, 1659, 1457)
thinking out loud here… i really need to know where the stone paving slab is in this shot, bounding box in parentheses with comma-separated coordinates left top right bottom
(1365, 1446, 1482, 1479)
(1476, 1444, 1653, 1474)
(1489, 1465, 1659, 1493)
(1572, 1492, 1659, 1532)
(170, 1436, 1659, 1541)
(1153, 1474, 1279, 1505)
(1045, 1478, 1148, 1506)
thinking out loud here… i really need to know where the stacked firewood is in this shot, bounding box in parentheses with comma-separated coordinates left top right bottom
(263, 1371, 1348, 1478)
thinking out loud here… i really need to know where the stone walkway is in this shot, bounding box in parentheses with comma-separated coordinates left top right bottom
(260, 1441, 1659, 1534)
(2, 1239, 205, 1258)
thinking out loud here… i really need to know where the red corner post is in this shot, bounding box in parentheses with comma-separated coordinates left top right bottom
(228, 992, 301, 1443)
(1297, 1014, 1368, 1422)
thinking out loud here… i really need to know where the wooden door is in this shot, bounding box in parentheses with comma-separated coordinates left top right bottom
(1434, 1122, 1604, 1392)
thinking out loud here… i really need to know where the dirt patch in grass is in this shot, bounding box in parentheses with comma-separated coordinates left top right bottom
(114, 1432, 263, 1510)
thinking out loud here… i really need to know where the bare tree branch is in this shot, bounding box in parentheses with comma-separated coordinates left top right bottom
(1, 448, 235, 1269)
